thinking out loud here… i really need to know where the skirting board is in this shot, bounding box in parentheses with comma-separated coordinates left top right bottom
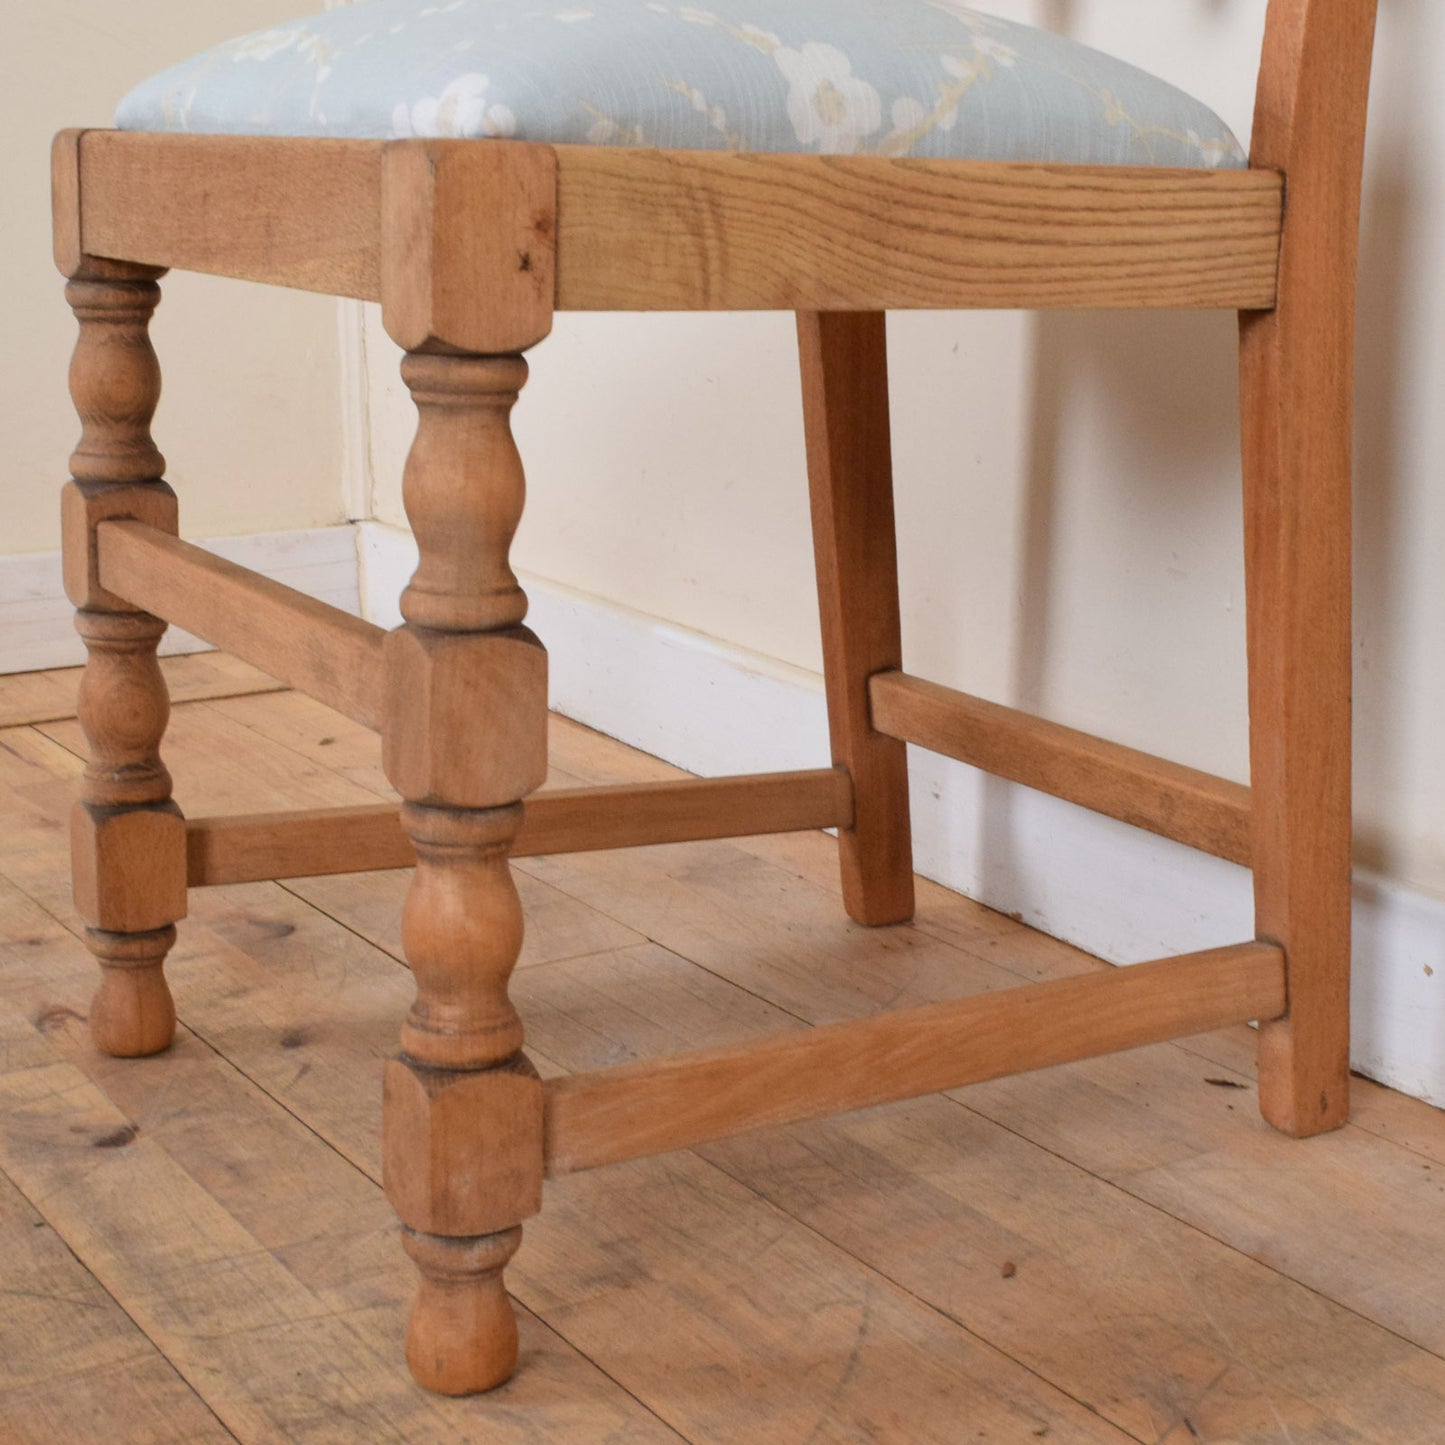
(0, 525, 361, 675)
(359, 518, 1445, 1110)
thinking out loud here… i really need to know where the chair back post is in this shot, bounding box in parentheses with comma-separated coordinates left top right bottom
(1253, 0, 1378, 181)
(1240, 0, 1378, 1138)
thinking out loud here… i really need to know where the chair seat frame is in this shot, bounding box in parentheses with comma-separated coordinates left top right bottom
(51, 0, 1377, 1395)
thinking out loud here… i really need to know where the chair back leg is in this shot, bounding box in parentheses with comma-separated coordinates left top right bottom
(798, 310, 914, 926)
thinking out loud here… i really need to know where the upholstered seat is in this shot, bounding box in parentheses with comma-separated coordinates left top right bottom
(117, 0, 1243, 169)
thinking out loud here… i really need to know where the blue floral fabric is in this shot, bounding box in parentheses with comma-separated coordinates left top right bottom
(117, 0, 1245, 169)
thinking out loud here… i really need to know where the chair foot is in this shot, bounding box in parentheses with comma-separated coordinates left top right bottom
(402, 1227, 522, 1395)
(86, 925, 177, 1057)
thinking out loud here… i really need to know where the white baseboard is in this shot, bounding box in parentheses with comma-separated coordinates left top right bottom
(359, 518, 1445, 1109)
(0, 526, 362, 675)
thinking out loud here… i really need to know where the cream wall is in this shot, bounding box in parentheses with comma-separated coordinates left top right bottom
(359, 1, 1445, 902)
(3, 3, 348, 558)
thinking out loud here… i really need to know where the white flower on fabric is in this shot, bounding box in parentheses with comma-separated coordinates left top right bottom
(774, 43, 882, 153)
(392, 74, 517, 138)
(232, 29, 301, 62)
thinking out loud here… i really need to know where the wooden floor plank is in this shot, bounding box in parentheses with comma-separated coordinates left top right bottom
(0, 1166, 235, 1445)
(0, 651, 283, 729)
(0, 881, 683, 1445)
(1, 878, 1131, 1441)
(107, 692, 1445, 1367)
(71, 850, 1445, 1443)
(7, 671, 1445, 1442)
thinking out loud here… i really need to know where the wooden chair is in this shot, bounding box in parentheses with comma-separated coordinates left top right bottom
(52, 0, 1377, 1396)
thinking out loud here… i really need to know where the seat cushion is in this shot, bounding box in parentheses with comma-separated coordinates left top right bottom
(116, 0, 1245, 169)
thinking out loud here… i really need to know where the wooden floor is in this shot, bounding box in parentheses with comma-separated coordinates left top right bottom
(2, 657, 1445, 1444)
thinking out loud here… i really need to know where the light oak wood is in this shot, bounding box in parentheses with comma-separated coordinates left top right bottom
(798, 312, 913, 925)
(69, 129, 383, 298)
(380, 350, 550, 1395)
(545, 942, 1286, 1174)
(184, 767, 852, 885)
(381, 140, 557, 354)
(94, 519, 385, 730)
(870, 670, 1252, 865)
(62, 262, 186, 1060)
(70, 130, 1284, 314)
(1242, 0, 1379, 1136)
(556, 148, 1282, 312)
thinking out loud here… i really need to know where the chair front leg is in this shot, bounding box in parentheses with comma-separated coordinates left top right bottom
(381, 352, 548, 1394)
(62, 259, 187, 1057)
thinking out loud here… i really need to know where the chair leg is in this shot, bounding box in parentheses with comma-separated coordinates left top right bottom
(797, 311, 914, 926)
(1240, 302, 1354, 1138)
(381, 351, 548, 1394)
(62, 261, 187, 1058)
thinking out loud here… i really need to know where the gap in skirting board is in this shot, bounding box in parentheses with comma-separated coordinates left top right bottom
(3, 517, 1440, 1108)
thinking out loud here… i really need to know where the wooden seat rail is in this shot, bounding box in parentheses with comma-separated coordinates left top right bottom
(870, 670, 1251, 865)
(184, 768, 853, 886)
(68, 132, 1285, 316)
(95, 519, 385, 729)
(545, 941, 1286, 1174)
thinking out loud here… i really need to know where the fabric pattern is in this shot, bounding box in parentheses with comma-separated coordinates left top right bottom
(116, 0, 1245, 169)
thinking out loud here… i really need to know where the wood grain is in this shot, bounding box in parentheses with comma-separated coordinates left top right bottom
(61, 261, 185, 1060)
(95, 520, 385, 730)
(870, 670, 1252, 865)
(545, 942, 1286, 1174)
(380, 349, 549, 1395)
(555, 149, 1283, 312)
(75, 131, 383, 298)
(798, 312, 914, 925)
(70, 131, 1283, 313)
(1242, 0, 1379, 1136)
(381, 140, 556, 353)
(183, 768, 851, 886)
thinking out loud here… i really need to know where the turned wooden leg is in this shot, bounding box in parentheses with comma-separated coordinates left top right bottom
(797, 311, 914, 926)
(62, 261, 186, 1058)
(381, 352, 547, 1395)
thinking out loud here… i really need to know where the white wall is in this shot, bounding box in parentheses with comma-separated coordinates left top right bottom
(2, 3, 349, 558)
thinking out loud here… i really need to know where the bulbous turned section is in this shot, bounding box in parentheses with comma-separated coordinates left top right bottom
(65, 265, 166, 486)
(399, 801, 526, 1070)
(402, 1227, 523, 1395)
(87, 925, 178, 1058)
(74, 610, 172, 808)
(399, 352, 530, 633)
